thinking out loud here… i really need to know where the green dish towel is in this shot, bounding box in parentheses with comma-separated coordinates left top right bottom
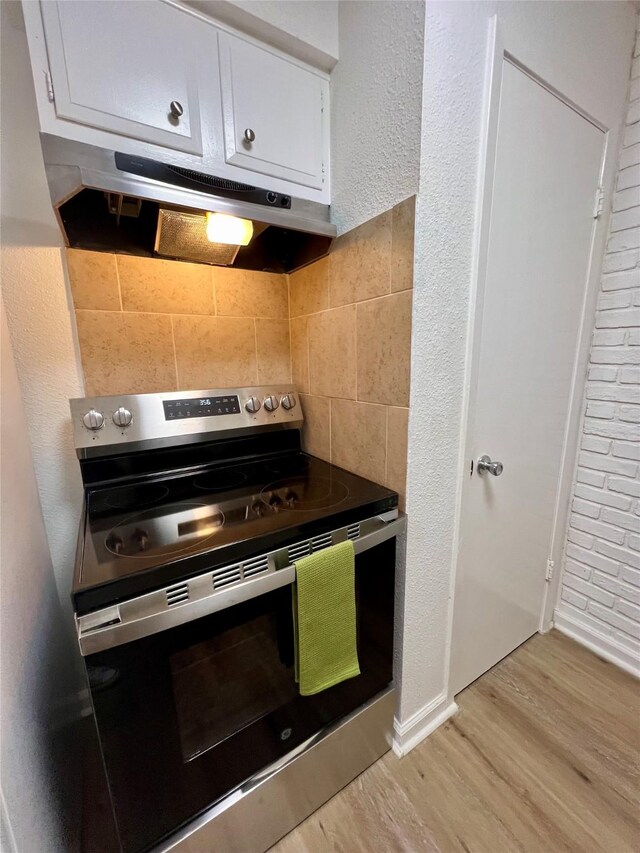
(292, 540, 360, 696)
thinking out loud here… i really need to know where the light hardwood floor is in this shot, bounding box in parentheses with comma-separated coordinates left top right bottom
(270, 631, 640, 853)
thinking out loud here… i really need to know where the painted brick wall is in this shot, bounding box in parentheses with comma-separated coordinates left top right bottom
(557, 27, 640, 670)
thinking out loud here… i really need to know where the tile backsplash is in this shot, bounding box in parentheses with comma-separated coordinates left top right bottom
(67, 195, 414, 503)
(290, 197, 415, 506)
(68, 251, 291, 396)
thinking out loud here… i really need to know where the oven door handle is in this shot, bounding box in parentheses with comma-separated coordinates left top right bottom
(77, 513, 406, 656)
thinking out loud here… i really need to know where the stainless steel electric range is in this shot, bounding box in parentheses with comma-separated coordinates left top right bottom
(70, 385, 404, 853)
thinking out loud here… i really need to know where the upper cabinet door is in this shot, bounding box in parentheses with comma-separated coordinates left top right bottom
(40, 1, 203, 155)
(219, 33, 328, 190)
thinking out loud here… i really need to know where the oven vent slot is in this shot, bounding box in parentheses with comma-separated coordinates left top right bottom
(288, 541, 310, 562)
(213, 565, 242, 589)
(347, 523, 361, 541)
(311, 532, 333, 552)
(243, 555, 269, 578)
(166, 583, 189, 607)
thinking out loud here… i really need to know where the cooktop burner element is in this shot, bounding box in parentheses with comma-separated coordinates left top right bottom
(103, 483, 170, 510)
(261, 476, 349, 511)
(71, 386, 398, 614)
(105, 504, 224, 558)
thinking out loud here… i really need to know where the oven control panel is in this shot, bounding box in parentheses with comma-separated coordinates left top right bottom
(163, 396, 241, 421)
(70, 385, 303, 456)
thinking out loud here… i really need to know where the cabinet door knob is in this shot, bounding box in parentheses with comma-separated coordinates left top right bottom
(170, 100, 184, 118)
(244, 127, 256, 143)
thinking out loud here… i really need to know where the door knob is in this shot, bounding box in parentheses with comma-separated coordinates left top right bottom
(477, 455, 504, 476)
(169, 101, 184, 118)
(244, 128, 256, 143)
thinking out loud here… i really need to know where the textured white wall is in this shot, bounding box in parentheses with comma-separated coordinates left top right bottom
(330, 0, 425, 234)
(0, 298, 80, 852)
(184, 0, 339, 69)
(1, 1, 85, 624)
(224, 0, 338, 59)
(399, 0, 637, 730)
(556, 26, 640, 675)
(1, 5, 85, 843)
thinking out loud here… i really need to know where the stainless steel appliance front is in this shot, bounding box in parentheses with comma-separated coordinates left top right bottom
(70, 384, 302, 455)
(78, 511, 403, 655)
(40, 135, 336, 273)
(153, 687, 396, 853)
(83, 517, 400, 851)
(74, 384, 400, 851)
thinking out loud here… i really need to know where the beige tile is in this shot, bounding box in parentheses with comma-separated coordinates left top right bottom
(300, 394, 331, 461)
(75, 310, 176, 395)
(290, 316, 310, 393)
(330, 398, 386, 484)
(329, 211, 392, 307)
(172, 316, 257, 389)
(66, 249, 120, 311)
(215, 268, 288, 318)
(117, 255, 213, 315)
(256, 319, 291, 384)
(289, 257, 329, 317)
(386, 407, 409, 509)
(308, 305, 357, 400)
(391, 196, 415, 293)
(357, 291, 412, 407)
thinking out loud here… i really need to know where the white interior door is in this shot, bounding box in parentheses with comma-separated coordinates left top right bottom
(450, 59, 605, 695)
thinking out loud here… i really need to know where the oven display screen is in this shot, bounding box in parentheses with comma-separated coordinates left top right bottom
(163, 396, 241, 420)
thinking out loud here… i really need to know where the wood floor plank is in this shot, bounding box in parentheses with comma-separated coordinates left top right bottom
(269, 630, 640, 853)
(485, 649, 639, 808)
(459, 685, 637, 851)
(400, 724, 540, 852)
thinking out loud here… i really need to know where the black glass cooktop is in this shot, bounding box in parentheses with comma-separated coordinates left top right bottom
(75, 452, 397, 614)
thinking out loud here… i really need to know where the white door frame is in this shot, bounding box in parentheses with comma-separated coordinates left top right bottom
(444, 17, 613, 698)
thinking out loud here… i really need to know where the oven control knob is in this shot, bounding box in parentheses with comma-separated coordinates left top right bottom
(112, 407, 133, 428)
(281, 394, 296, 411)
(263, 395, 280, 412)
(245, 396, 261, 414)
(83, 409, 105, 431)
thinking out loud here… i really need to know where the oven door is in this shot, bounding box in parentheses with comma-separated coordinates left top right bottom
(86, 523, 400, 853)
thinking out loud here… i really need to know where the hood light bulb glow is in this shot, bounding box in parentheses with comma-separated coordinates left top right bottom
(205, 212, 253, 246)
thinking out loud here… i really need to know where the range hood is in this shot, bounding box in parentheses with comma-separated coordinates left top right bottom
(40, 134, 336, 273)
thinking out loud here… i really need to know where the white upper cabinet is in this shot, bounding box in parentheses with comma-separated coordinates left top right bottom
(218, 33, 328, 190)
(23, 0, 330, 202)
(40, 0, 203, 155)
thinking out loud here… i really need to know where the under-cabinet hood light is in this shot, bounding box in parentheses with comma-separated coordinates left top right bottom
(206, 212, 253, 246)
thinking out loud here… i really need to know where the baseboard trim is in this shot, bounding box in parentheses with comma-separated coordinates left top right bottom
(392, 693, 458, 757)
(554, 609, 640, 679)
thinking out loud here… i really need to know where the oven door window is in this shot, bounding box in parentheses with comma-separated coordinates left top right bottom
(170, 613, 297, 760)
(88, 538, 395, 853)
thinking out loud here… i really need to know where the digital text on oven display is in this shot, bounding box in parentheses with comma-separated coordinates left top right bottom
(163, 396, 241, 420)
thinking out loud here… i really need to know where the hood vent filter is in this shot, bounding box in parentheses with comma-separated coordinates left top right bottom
(155, 208, 239, 266)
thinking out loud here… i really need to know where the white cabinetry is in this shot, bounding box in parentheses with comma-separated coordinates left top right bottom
(22, 0, 330, 202)
(219, 33, 328, 190)
(40, 0, 203, 155)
